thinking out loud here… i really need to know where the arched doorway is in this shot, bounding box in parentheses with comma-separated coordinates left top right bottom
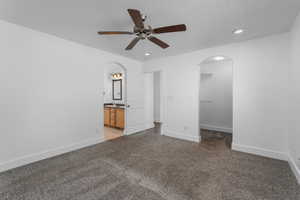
(102, 62, 127, 140)
(199, 56, 233, 150)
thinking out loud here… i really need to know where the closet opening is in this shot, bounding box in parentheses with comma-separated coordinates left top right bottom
(199, 56, 233, 150)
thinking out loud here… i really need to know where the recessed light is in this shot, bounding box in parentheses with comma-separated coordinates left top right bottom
(213, 56, 225, 61)
(145, 52, 151, 56)
(233, 29, 244, 35)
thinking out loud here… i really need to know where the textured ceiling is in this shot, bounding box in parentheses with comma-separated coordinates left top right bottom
(0, 0, 300, 61)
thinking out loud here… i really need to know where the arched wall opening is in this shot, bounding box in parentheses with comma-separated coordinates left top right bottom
(102, 61, 128, 140)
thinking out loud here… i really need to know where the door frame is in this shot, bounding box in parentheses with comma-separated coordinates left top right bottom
(149, 70, 165, 135)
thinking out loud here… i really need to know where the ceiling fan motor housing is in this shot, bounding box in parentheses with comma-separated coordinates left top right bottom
(134, 25, 152, 39)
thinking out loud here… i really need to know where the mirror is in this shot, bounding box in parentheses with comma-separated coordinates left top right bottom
(112, 79, 122, 100)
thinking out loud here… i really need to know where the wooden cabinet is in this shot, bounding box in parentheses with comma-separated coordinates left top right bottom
(104, 107, 124, 129)
(115, 108, 125, 129)
(110, 109, 116, 127)
(104, 108, 110, 126)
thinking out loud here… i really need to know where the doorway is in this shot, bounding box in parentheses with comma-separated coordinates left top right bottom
(153, 71, 162, 133)
(103, 62, 127, 140)
(199, 56, 233, 150)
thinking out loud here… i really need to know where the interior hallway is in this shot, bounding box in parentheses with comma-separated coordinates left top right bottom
(0, 125, 299, 200)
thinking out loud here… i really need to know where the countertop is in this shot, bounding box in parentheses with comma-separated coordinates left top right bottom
(104, 104, 125, 109)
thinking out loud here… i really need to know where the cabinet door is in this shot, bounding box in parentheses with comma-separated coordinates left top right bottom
(115, 109, 125, 129)
(104, 108, 110, 126)
(110, 108, 116, 127)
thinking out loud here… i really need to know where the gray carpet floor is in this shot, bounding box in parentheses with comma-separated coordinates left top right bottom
(0, 126, 299, 200)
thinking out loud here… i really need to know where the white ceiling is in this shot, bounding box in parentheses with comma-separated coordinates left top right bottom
(0, 0, 300, 61)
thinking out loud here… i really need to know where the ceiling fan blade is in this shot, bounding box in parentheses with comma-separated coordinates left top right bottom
(127, 9, 144, 29)
(148, 36, 169, 49)
(98, 31, 133, 35)
(153, 24, 186, 34)
(125, 37, 141, 50)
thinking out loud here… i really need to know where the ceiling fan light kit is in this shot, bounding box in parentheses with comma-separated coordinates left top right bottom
(98, 9, 187, 50)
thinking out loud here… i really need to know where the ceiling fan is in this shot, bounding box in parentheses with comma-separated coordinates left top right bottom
(98, 9, 187, 50)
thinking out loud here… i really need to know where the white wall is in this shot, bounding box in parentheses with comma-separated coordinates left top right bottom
(144, 33, 290, 157)
(153, 71, 161, 122)
(200, 59, 233, 133)
(0, 20, 147, 172)
(289, 12, 300, 182)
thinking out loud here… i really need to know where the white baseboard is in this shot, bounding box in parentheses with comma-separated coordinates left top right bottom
(162, 130, 201, 143)
(232, 144, 300, 185)
(145, 122, 155, 130)
(287, 155, 300, 184)
(126, 123, 154, 135)
(200, 124, 232, 133)
(232, 143, 288, 161)
(0, 136, 104, 173)
(126, 125, 145, 135)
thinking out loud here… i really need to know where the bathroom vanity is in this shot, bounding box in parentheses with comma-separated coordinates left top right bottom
(104, 104, 125, 129)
